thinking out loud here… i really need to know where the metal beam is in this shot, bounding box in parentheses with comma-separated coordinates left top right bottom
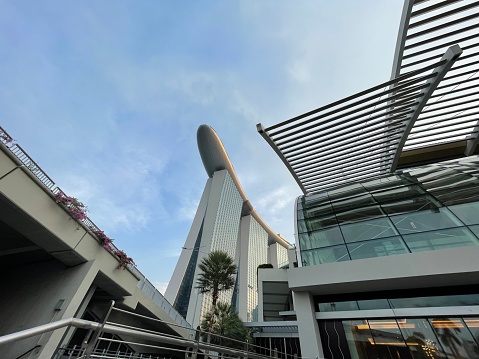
(389, 45, 463, 172)
(390, 0, 415, 80)
(465, 120, 479, 156)
(256, 123, 307, 194)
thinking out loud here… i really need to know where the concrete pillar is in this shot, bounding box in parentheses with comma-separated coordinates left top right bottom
(293, 291, 324, 359)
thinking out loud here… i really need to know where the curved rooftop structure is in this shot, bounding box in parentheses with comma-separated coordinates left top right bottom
(197, 124, 291, 248)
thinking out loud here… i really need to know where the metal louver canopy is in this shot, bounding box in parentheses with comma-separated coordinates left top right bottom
(257, 45, 462, 194)
(392, 0, 479, 156)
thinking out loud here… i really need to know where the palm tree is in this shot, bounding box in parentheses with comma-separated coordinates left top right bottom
(200, 302, 251, 350)
(196, 250, 237, 336)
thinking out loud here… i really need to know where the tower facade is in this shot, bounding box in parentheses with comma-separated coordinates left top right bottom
(165, 125, 291, 328)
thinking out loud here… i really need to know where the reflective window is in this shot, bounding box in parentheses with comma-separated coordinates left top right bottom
(300, 202, 335, 220)
(368, 319, 413, 359)
(372, 185, 425, 204)
(341, 217, 398, 242)
(430, 318, 479, 359)
(335, 205, 385, 224)
(297, 157, 479, 266)
(463, 318, 479, 352)
(449, 202, 479, 225)
(402, 227, 479, 252)
(327, 183, 365, 201)
(381, 195, 440, 216)
(398, 318, 447, 359)
(391, 208, 462, 235)
(301, 245, 349, 265)
(357, 299, 390, 310)
(301, 192, 329, 209)
(390, 294, 479, 309)
(298, 227, 344, 250)
(319, 301, 358, 312)
(470, 225, 479, 238)
(331, 194, 376, 213)
(362, 175, 411, 192)
(342, 320, 379, 359)
(434, 184, 479, 206)
(347, 237, 408, 260)
(297, 214, 337, 233)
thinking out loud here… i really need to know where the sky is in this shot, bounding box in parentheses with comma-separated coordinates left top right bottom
(0, 0, 403, 294)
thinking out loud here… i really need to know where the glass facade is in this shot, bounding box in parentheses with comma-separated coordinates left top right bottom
(320, 317, 479, 359)
(296, 157, 479, 266)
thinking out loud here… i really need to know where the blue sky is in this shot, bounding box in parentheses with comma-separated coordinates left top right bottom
(0, 0, 403, 294)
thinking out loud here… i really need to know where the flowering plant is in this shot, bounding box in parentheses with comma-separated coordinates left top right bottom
(55, 192, 88, 222)
(1, 133, 13, 143)
(93, 230, 114, 249)
(113, 249, 136, 270)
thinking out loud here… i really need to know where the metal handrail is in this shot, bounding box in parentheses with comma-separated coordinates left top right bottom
(0, 318, 304, 359)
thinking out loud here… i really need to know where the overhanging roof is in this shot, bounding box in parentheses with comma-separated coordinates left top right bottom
(392, 0, 479, 157)
(257, 0, 478, 194)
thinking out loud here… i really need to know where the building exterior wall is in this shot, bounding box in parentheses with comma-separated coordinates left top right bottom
(237, 215, 273, 322)
(288, 156, 479, 359)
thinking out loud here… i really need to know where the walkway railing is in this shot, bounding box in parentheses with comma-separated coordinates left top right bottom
(0, 309, 302, 359)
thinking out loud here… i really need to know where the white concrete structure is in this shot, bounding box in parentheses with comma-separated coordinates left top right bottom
(165, 125, 291, 328)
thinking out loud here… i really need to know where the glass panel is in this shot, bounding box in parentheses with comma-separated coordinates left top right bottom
(434, 184, 479, 206)
(358, 299, 390, 310)
(397, 318, 447, 359)
(301, 245, 349, 266)
(327, 183, 366, 201)
(331, 194, 376, 213)
(391, 208, 462, 235)
(381, 195, 440, 216)
(372, 185, 425, 204)
(421, 171, 477, 193)
(430, 318, 479, 359)
(348, 237, 409, 260)
(342, 319, 380, 359)
(362, 174, 412, 192)
(470, 225, 479, 238)
(449, 202, 479, 225)
(341, 217, 398, 243)
(335, 205, 385, 224)
(402, 227, 479, 253)
(390, 294, 479, 309)
(297, 216, 338, 234)
(368, 319, 413, 359)
(319, 301, 359, 312)
(300, 202, 335, 220)
(464, 318, 479, 355)
(301, 192, 329, 209)
(298, 227, 344, 250)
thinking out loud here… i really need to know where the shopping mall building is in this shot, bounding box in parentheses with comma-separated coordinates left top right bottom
(253, 1, 479, 358)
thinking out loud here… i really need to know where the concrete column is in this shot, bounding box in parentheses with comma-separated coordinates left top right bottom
(293, 291, 324, 359)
